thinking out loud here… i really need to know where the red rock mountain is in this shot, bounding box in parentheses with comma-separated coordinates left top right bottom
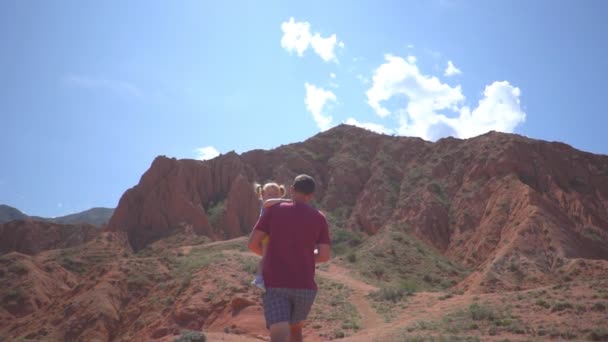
(3, 124, 608, 341)
(108, 124, 608, 291)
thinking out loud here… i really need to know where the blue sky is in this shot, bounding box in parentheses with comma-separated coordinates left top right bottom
(1, 0, 607, 217)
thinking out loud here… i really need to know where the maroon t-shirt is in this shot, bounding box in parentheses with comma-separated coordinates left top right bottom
(253, 201, 330, 290)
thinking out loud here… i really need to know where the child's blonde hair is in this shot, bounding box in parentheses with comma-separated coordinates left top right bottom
(254, 182, 287, 199)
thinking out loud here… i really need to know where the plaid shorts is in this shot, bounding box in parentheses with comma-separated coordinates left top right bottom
(262, 287, 317, 327)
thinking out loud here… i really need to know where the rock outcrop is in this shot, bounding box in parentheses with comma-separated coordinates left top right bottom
(107, 153, 260, 251)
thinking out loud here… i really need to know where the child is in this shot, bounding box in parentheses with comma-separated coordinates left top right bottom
(251, 182, 290, 291)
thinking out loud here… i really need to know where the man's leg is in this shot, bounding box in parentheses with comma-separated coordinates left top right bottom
(289, 321, 304, 342)
(269, 321, 290, 342)
(263, 288, 292, 342)
(289, 289, 317, 341)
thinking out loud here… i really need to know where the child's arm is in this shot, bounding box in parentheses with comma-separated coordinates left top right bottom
(263, 198, 291, 208)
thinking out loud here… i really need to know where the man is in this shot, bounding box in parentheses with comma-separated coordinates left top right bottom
(248, 174, 331, 342)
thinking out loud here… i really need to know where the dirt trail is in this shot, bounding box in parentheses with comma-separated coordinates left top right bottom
(341, 291, 485, 341)
(315, 264, 382, 330)
(203, 241, 473, 341)
(179, 236, 248, 254)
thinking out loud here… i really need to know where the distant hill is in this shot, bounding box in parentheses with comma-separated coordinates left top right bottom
(47, 207, 115, 227)
(0, 220, 100, 255)
(0, 205, 29, 223)
(0, 205, 114, 227)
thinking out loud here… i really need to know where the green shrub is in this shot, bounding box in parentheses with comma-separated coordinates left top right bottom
(400, 280, 419, 296)
(469, 303, 496, 321)
(333, 330, 345, 338)
(370, 286, 405, 303)
(371, 267, 385, 279)
(535, 299, 550, 309)
(206, 200, 224, 227)
(589, 328, 608, 341)
(330, 228, 363, 255)
(439, 293, 453, 300)
(8, 264, 28, 275)
(174, 330, 206, 342)
(241, 259, 258, 275)
(2, 288, 24, 303)
(551, 302, 573, 312)
(346, 252, 357, 263)
(583, 227, 605, 242)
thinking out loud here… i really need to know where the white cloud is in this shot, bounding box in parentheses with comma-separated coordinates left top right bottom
(366, 54, 464, 124)
(195, 146, 220, 160)
(64, 74, 142, 97)
(344, 118, 392, 135)
(311, 33, 338, 62)
(304, 83, 336, 131)
(280, 18, 311, 56)
(330, 73, 336, 79)
(366, 55, 525, 140)
(407, 55, 417, 64)
(444, 81, 526, 138)
(280, 18, 341, 63)
(444, 60, 462, 77)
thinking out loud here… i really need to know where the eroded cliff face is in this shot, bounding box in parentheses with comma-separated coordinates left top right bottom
(107, 153, 260, 251)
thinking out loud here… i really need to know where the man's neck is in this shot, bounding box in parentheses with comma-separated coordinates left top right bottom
(292, 194, 310, 203)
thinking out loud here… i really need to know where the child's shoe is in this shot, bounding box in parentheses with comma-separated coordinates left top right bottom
(251, 275, 265, 291)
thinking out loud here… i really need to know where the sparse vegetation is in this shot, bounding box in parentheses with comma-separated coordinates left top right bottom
(309, 278, 361, 339)
(206, 200, 225, 227)
(347, 226, 469, 292)
(438, 293, 454, 301)
(591, 302, 606, 312)
(57, 249, 87, 274)
(551, 302, 573, 312)
(8, 263, 28, 275)
(535, 299, 551, 309)
(240, 258, 258, 275)
(174, 330, 206, 342)
(370, 286, 406, 303)
(2, 288, 24, 303)
(406, 301, 530, 337)
(381, 333, 481, 341)
(588, 327, 608, 341)
(346, 252, 357, 263)
(468, 302, 497, 321)
(428, 181, 449, 208)
(328, 227, 363, 256)
(582, 226, 606, 242)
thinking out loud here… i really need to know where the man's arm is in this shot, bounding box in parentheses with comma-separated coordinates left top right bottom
(248, 230, 267, 256)
(314, 244, 331, 263)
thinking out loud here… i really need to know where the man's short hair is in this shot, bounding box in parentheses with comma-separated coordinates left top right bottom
(293, 174, 315, 195)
